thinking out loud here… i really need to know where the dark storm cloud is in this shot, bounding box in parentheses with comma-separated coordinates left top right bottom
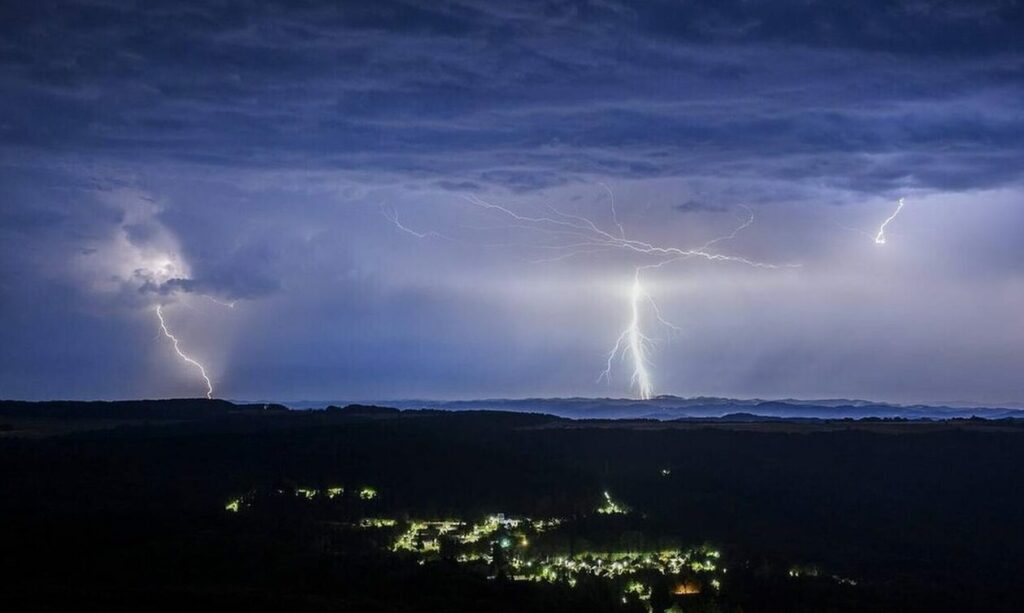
(1, 0, 1021, 194)
(633, 0, 1024, 56)
(1, 0, 1024, 401)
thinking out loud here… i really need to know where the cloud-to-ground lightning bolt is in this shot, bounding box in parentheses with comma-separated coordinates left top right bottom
(594, 207, 756, 400)
(384, 193, 787, 399)
(874, 198, 905, 245)
(155, 305, 213, 399)
(600, 271, 658, 399)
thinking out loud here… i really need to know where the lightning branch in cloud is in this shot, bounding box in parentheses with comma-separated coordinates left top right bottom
(875, 198, 906, 245)
(155, 304, 213, 399)
(203, 295, 237, 309)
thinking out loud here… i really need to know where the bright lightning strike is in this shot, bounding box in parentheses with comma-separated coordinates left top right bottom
(600, 272, 657, 399)
(155, 305, 213, 399)
(596, 212, 751, 401)
(383, 191, 788, 399)
(874, 198, 905, 245)
(627, 275, 652, 399)
(455, 195, 780, 399)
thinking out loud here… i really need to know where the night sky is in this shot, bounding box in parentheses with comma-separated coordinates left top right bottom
(1, 1, 1023, 403)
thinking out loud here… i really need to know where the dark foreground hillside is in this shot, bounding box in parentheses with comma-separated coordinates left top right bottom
(2, 400, 1023, 612)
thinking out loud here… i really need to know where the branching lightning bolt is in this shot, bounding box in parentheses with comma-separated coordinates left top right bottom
(458, 195, 776, 270)
(155, 305, 213, 399)
(599, 271, 658, 399)
(380, 203, 452, 240)
(874, 198, 905, 245)
(595, 207, 758, 400)
(383, 191, 789, 399)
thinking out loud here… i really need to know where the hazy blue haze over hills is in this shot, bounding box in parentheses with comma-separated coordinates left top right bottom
(283, 396, 1024, 420)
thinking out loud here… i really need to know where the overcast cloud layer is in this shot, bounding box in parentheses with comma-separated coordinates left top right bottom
(1, 0, 1023, 403)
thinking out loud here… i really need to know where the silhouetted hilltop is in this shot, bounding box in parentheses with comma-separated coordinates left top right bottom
(0, 399, 287, 420)
(3, 400, 1024, 613)
(5, 397, 1023, 424)
(326, 404, 401, 416)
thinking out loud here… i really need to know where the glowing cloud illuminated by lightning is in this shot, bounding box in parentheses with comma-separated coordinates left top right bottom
(71, 188, 236, 399)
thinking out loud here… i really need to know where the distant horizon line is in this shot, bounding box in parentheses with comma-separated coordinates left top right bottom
(4, 395, 1023, 410)
(243, 395, 1024, 410)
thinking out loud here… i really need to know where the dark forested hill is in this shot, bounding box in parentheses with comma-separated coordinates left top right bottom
(2, 400, 1022, 612)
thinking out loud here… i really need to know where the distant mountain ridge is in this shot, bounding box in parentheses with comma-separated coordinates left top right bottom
(3, 397, 1021, 421)
(378, 396, 1024, 420)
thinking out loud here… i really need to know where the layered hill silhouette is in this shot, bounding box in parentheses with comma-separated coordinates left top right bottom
(3, 396, 1021, 422)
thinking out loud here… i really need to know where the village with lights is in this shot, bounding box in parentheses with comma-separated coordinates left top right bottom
(224, 481, 854, 611)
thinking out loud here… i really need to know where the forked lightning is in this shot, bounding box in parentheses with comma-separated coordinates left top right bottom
(385, 192, 786, 399)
